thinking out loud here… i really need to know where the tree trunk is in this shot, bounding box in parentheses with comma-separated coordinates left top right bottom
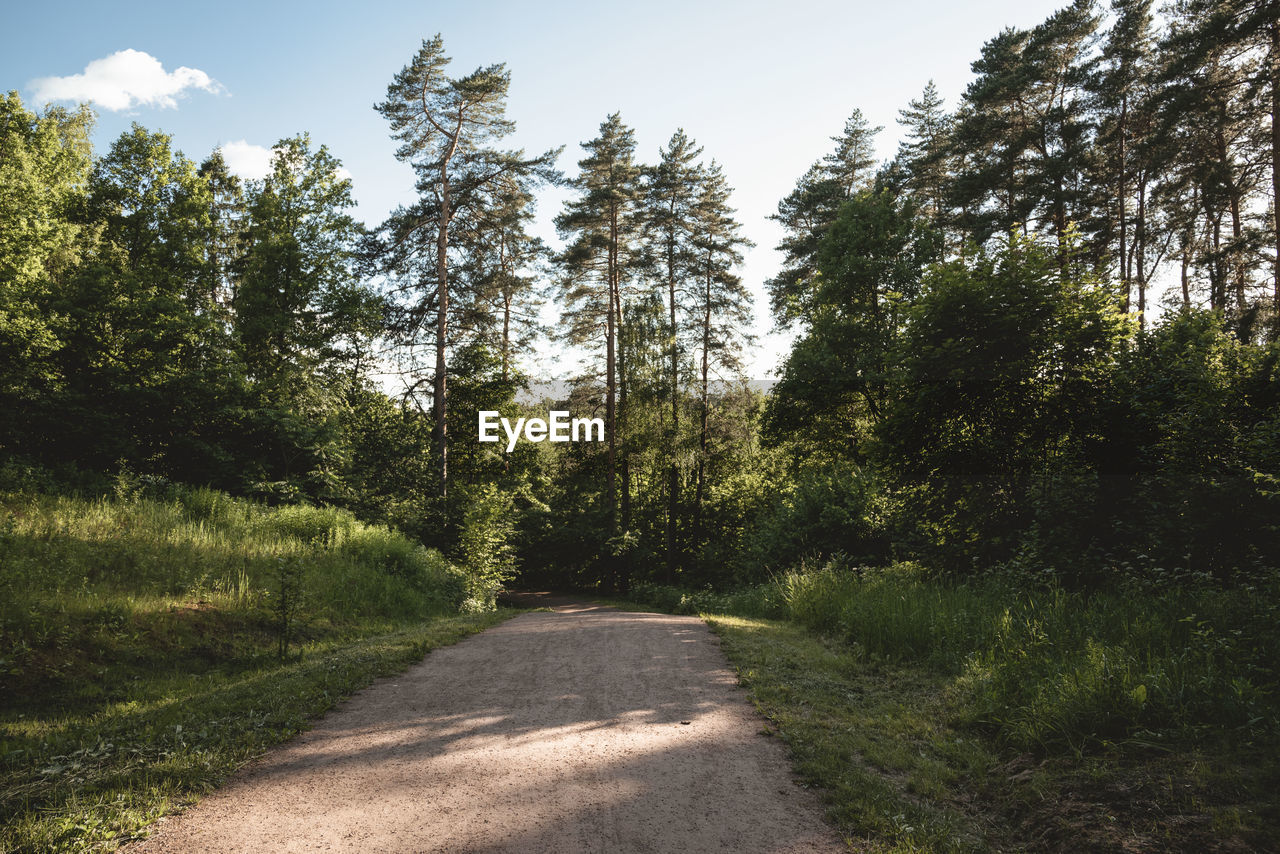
(1136, 175, 1147, 330)
(435, 166, 450, 500)
(1216, 127, 1247, 312)
(693, 261, 711, 548)
(1271, 20, 1280, 311)
(1119, 96, 1130, 313)
(618, 278, 631, 533)
(1210, 209, 1225, 311)
(666, 236, 679, 582)
(1181, 249, 1191, 309)
(605, 203, 617, 530)
(500, 232, 511, 386)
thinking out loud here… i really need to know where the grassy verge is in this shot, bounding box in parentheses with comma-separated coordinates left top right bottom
(704, 613, 1279, 852)
(0, 611, 513, 853)
(0, 482, 515, 852)
(630, 564, 1280, 753)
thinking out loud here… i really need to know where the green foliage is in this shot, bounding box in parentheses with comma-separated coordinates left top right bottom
(738, 462, 891, 581)
(0, 483, 470, 699)
(764, 189, 939, 457)
(767, 109, 883, 324)
(453, 483, 518, 610)
(1099, 310, 1280, 576)
(0, 92, 92, 440)
(879, 233, 1130, 575)
(777, 562, 1280, 752)
(707, 611, 1279, 851)
(625, 558, 1280, 754)
(708, 615, 995, 852)
(626, 580, 788, 620)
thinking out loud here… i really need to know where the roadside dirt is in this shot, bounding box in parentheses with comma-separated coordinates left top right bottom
(126, 599, 844, 853)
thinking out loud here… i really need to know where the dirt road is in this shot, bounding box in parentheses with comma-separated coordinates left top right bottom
(127, 600, 844, 853)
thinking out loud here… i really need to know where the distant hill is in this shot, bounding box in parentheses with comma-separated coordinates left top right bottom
(516, 378, 774, 404)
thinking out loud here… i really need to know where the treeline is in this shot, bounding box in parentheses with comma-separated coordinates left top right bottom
(0, 37, 762, 587)
(755, 0, 1280, 584)
(4, 0, 1279, 591)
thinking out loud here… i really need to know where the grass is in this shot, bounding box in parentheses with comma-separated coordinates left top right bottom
(0, 611, 513, 853)
(0, 482, 515, 852)
(707, 615, 996, 852)
(706, 614, 1280, 852)
(621, 564, 1280, 850)
(632, 563, 1280, 753)
(777, 563, 1280, 753)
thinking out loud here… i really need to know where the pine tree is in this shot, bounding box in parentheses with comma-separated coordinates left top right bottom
(375, 34, 558, 498)
(1089, 0, 1161, 324)
(642, 129, 704, 577)
(1158, 1, 1270, 324)
(452, 173, 547, 385)
(689, 162, 753, 545)
(952, 1, 1098, 256)
(555, 113, 642, 530)
(1176, 0, 1280, 318)
(896, 81, 954, 254)
(767, 110, 881, 325)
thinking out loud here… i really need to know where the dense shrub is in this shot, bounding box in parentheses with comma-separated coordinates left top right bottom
(632, 561, 1280, 753)
(0, 483, 472, 693)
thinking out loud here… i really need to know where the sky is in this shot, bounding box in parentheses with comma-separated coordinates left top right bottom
(3, 0, 1074, 383)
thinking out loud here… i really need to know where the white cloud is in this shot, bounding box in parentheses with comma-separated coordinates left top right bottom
(30, 49, 224, 111)
(219, 141, 355, 185)
(220, 140, 274, 180)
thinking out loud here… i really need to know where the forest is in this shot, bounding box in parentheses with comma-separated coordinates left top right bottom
(2, 0, 1279, 850)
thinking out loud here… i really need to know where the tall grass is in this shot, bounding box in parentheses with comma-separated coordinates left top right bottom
(0, 484, 467, 696)
(630, 562, 1280, 753)
(0, 480, 510, 852)
(780, 562, 1280, 752)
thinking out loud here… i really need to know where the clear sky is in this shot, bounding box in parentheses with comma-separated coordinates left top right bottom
(3, 0, 1074, 381)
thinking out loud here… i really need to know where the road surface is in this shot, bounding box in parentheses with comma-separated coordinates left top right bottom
(127, 599, 843, 853)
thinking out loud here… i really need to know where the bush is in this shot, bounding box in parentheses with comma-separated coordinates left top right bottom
(738, 462, 892, 581)
(453, 484, 518, 611)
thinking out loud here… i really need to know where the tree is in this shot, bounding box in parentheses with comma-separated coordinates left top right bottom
(1175, 0, 1280, 322)
(197, 148, 247, 311)
(53, 124, 231, 476)
(451, 172, 548, 385)
(689, 162, 753, 544)
(878, 234, 1129, 575)
(642, 128, 704, 576)
(951, 2, 1099, 258)
(1089, 0, 1160, 322)
(1158, 0, 1270, 325)
(375, 34, 558, 499)
(764, 189, 940, 458)
(233, 135, 373, 495)
(555, 113, 642, 532)
(0, 93, 93, 454)
(767, 109, 882, 325)
(895, 81, 955, 255)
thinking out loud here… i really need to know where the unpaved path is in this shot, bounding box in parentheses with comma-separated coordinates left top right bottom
(128, 600, 844, 853)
